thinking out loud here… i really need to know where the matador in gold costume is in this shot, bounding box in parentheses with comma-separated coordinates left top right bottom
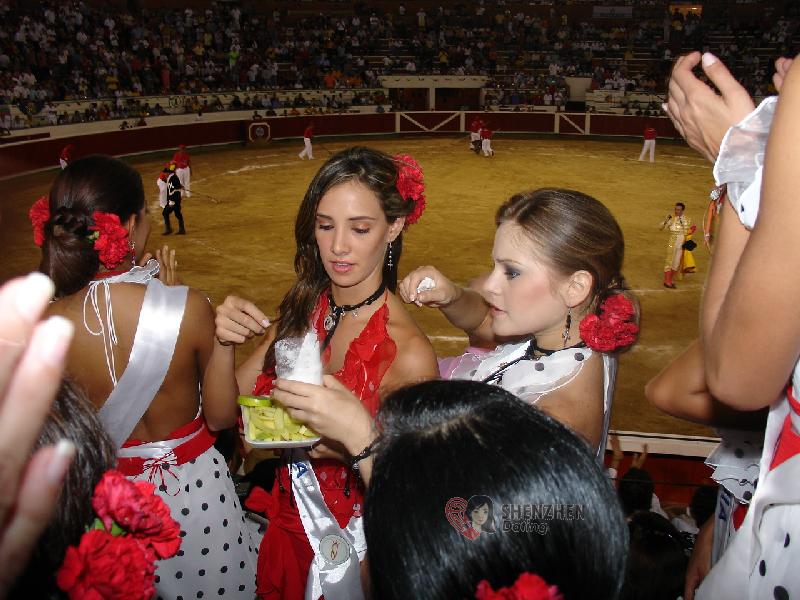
(660, 202, 694, 289)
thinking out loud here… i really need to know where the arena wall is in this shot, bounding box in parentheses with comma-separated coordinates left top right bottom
(0, 111, 680, 180)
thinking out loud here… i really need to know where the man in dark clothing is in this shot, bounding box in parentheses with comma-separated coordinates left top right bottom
(163, 164, 186, 235)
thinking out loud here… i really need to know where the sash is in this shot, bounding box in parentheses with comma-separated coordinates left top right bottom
(289, 453, 366, 600)
(96, 271, 188, 448)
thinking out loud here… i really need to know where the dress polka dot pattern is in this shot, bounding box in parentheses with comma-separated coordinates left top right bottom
(127, 446, 257, 598)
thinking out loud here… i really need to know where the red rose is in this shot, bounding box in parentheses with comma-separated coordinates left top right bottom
(89, 211, 130, 269)
(394, 154, 426, 227)
(29, 196, 50, 247)
(56, 530, 156, 600)
(475, 573, 563, 600)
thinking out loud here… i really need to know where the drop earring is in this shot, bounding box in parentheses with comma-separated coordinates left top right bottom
(386, 241, 393, 269)
(129, 239, 136, 267)
(562, 307, 572, 348)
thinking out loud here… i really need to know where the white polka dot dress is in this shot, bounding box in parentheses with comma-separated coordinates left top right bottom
(444, 340, 617, 458)
(126, 446, 258, 599)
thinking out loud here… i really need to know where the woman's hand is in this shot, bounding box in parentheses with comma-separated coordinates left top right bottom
(397, 266, 461, 308)
(664, 52, 755, 162)
(0, 274, 76, 594)
(215, 296, 270, 346)
(272, 375, 375, 456)
(155, 245, 180, 286)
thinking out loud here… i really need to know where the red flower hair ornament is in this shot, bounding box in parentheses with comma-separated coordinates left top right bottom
(56, 470, 181, 600)
(394, 153, 426, 227)
(579, 293, 639, 353)
(30, 197, 131, 270)
(475, 572, 564, 600)
(29, 195, 50, 247)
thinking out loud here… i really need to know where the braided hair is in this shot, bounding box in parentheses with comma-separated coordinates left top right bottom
(39, 155, 144, 297)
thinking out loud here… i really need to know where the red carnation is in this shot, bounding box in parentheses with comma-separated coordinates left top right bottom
(600, 294, 635, 324)
(91, 470, 181, 559)
(579, 293, 639, 353)
(89, 211, 130, 269)
(29, 196, 50, 247)
(56, 530, 156, 600)
(394, 154, 426, 227)
(475, 573, 563, 600)
(92, 470, 152, 532)
(137, 484, 182, 559)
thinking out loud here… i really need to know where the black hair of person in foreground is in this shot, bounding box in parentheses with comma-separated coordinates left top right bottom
(363, 379, 628, 600)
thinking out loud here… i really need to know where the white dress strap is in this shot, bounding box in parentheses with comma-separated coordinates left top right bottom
(97, 277, 189, 447)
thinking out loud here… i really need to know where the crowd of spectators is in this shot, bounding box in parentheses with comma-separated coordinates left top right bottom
(0, 0, 797, 127)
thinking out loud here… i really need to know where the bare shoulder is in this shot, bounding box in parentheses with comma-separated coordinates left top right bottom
(182, 287, 215, 339)
(384, 294, 439, 381)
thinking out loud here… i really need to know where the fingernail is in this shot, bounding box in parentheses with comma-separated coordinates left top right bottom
(702, 52, 718, 67)
(16, 272, 55, 321)
(47, 439, 76, 484)
(661, 103, 668, 113)
(35, 316, 74, 367)
(261, 318, 271, 328)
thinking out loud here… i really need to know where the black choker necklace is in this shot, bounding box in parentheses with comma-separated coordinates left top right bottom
(481, 337, 586, 384)
(322, 281, 387, 350)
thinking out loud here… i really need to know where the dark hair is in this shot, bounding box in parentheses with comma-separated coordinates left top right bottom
(264, 146, 417, 371)
(675, 202, 685, 210)
(39, 155, 144, 298)
(465, 494, 496, 534)
(10, 378, 116, 599)
(618, 468, 654, 516)
(495, 188, 639, 333)
(365, 380, 628, 600)
(621, 511, 688, 600)
(690, 485, 718, 529)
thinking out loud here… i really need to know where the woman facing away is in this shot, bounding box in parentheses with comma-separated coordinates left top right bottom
(399, 188, 639, 457)
(212, 146, 439, 599)
(35, 155, 257, 599)
(363, 380, 628, 600)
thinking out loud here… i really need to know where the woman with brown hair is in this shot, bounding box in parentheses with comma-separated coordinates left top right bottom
(398, 188, 639, 456)
(35, 155, 257, 599)
(213, 146, 439, 599)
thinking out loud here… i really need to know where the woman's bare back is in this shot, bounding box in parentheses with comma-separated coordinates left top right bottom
(48, 282, 215, 441)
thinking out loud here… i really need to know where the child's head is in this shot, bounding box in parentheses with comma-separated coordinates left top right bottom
(364, 379, 628, 600)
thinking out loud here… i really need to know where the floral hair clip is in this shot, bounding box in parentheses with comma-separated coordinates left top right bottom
(475, 572, 564, 600)
(56, 469, 181, 600)
(29, 196, 131, 270)
(579, 293, 639, 353)
(29, 195, 50, 247)
(88, 211, 131, 270)
(394, 153, 426, 227)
